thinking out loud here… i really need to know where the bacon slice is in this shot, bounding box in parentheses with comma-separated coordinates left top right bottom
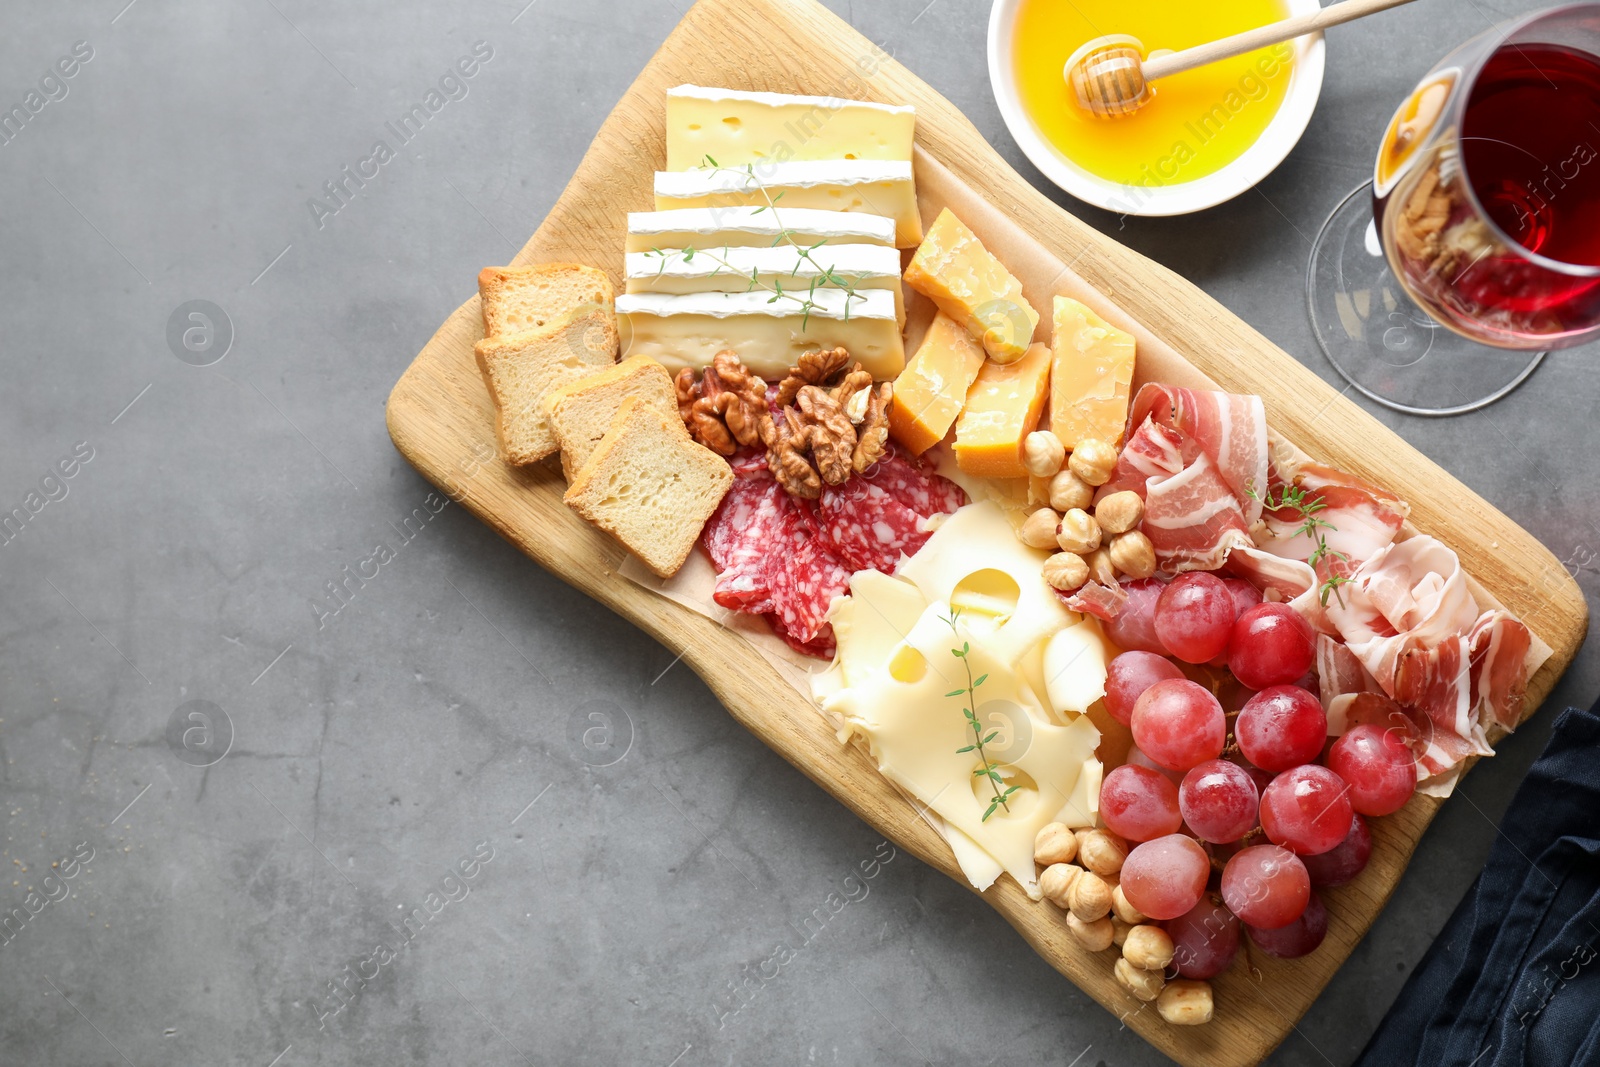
(1127, 384, 1269, 525)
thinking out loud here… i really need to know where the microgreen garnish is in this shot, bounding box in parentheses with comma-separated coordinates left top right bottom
(943, 611, 1016, 822)
(643, 154, 868, 331)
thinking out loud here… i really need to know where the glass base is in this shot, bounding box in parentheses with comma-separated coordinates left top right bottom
(1307, 182, 1546, 416)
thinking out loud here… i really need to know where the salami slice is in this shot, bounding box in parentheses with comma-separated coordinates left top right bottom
(815, 479, 930, 575)
(703, 473, 787, 613)
(859, 445, 968, 517)
(765, 533, 852, 655)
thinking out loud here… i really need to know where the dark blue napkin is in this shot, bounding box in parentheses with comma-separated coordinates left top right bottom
(1355, 701, 1600, 1067)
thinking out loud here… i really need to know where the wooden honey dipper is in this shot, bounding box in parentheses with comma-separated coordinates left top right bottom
(1065, 0, 1417, 118)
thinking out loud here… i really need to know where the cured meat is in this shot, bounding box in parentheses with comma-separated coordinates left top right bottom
(704, 472, 789, 613)
(815, 479, 931, 575)
(1060, 580, 1129, 622)
(1103, 578, 1166, 653)
(1127, 384, 1269, 525)
(1097, 418, 1189, 500)
(858, 445, 968, 518)
(764, 533, 851, 656)
(1228, 545, 1317, 602)
(1256, 462, 1408, 569)
(1468, 610, 1534, 734)
(1316, 634, 1382, 712)
(1141, 454, 1254, 572)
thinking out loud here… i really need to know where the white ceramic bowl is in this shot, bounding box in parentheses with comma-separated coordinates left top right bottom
(986, 0, 1327, 216)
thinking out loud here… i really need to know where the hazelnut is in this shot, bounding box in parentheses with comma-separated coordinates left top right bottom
(1023, 431, 1066, 478)
(1108, 530, 1157, 580)
(1123, 925, 1175, 971)
(1048, 469, 1094, 512)
(1157, 980, 1214, 1026)
(1111, 916, 1135, 947)
(1094, 490, 1145, 535)
(1066, 870, 1113, 922)
(1042, 552, 1090, 593)
(1079, 829, 1129, 877)
(1067, 913, 1114, 952)
(1038, 863, 1081, 910)
(1020, 508, 1061, 550)
(1068, 438, 1118, 487)
(1034, 822, 1079, 866)
(1055, 509, 1102, 555)
(1111, 884, 1147, 925)
(1114, 957, 1166, 1002)
(1085, 547, 1118, 587)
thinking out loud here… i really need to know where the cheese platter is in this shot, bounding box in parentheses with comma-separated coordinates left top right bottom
(384, 1, 1588, 1063)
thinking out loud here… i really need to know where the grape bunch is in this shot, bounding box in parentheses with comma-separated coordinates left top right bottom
(1094, 572, 1418, 984)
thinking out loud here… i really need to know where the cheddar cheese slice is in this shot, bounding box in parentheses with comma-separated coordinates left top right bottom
(904, 208, 1040, 363)
(1050, 296, 1136, 450)
(888, 312, 987, 455)
(953, 342, 1052, 479)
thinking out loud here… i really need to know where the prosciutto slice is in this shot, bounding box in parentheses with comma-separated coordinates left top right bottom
(1141, 454, 1254, 573)
(1256, 462, 1408, 568)
(1469, 610, 1534, 734)
(1127, 384, 1269, 525)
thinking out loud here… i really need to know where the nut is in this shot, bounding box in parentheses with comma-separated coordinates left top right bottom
(1055, 509, 1102, 555)
(1066, 870, 1113, 922)
(1108, 530, 1157, 580)
(1157, 980, 1214, 1026)
(1085, 547, 1118, 587)
(1079, 829, 1129, 877)
(1034, 822, 1079, 867)
(1068, 438, 1118, 487)
(1039, 863, 1082, 909)
(1114, 957, 1166, 1002)
(1123, 925, 1175, 971)
(1111, 916, 1135, 946)
(1042, 552, 1090, 593)
(1020, 508, 1062, 550)
(1094, 490, 1145, 535)
(1023, 431, 1066, 478)
(1048, 469, 1094, 512)
(1111, 884, 1147, 925)
(1067, 913, 1114, 952)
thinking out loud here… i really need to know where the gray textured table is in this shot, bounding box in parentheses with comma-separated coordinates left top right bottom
(1, 2, 1595, 1065)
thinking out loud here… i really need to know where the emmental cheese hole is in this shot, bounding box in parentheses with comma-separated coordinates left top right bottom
(888, 644, 927, 684)
(950, 568, 1022, 618)
(722, 117, 741, 128)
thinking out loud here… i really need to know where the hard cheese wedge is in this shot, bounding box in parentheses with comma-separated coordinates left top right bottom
(624, 244, 905, 324)
(1051, 296, 1136, 450)
(625, 206, 895, 253)
(904, 208, 1040, 362)
(953, 342, 1053, 479)
(665, 85, 915, 170)
(654, 161, 922, 248)
(888, 312, 986, 455)
(615, 289, 904, 380)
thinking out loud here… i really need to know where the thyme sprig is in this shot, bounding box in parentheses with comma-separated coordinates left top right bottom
(942, 611, 1016, 822)
(1246, 482, 1353, 608)
(644, 155, 869, 329)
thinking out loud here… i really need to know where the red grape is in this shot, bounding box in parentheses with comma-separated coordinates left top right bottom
(1179, 759, 1260, 843)
(1121, 834, 1210, 920)
(1130, 679, 1225, 772)
(1260, 765, 1354, 855)
(1302, 814, 1372, 888)
(1105, 578, 1166, 654)
(1164, 898, 1240, 979)
(1221, 577, 1263, 618)
(1228, 603, 1317, 690)
(1235, 686, 1327, 773)
(1100, 765, 1183, 842)
(1126, 744, 1184, 784)
(1105, 652, 1185, 726)
(1220, 844, 1310, 928)
(1247, 890, 1328, 958)
(1154, 573, 1236, 663)
(1327, 724, 1417, 816)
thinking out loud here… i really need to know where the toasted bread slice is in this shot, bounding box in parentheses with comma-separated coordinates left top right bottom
(564, 398, 733, 577)
(474, 307, 618, 465)
(478, 264, 614, 338)
(544, 356, 685, 482)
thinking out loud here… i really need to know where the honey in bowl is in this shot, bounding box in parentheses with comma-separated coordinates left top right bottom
(1012, 0, 1295, 188)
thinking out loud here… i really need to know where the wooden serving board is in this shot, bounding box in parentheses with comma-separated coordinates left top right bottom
(385, 1, 1588, 1062)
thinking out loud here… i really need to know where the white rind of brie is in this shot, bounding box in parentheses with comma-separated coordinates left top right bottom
(655, 160, 912, 197)
(624, 244, 905, 323)
(666, 83, 916, 116)
(625, 206, 896, 253)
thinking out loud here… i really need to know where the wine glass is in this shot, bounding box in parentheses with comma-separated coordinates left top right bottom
(1308, 3, 1600, 415)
